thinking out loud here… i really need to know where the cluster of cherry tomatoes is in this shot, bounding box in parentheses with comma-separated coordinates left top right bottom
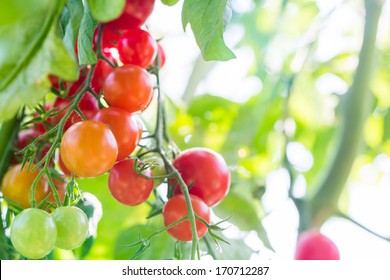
(1, 0, 232, 259)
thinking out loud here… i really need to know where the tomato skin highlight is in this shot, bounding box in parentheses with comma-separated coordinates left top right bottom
(51, 206, 89, 250)
(118, 28, 157, 68)
(163, 194, 210, 242)
(93, 107, 140, 160)
(1, 164, 49, 209)
(171, 148, 230, 207)
(108, 159, 154, 206)
(295, 230, 340, 260)
(60, 120, 118, 178)
(103, 65, 153, 113)
(105, 0, 155, 31)
(10, 208, 57, 259)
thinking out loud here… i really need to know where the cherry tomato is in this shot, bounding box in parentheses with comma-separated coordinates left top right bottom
(93, 107, 140, 160)
(103, 65, 153, 113)
(118, 28, 157, 68)
(90, 59, 114, 94)
(1, 164, 49, 209)
(153, 43, 166, 68)
(105, 0, 155, 32)
(51, 206, 89, 250)
(162, 194, 210, 242)
(295, 230, 340, 260)
(171, 148, 230, 207)
(108, 159, 154, 206)
(93, 26, 122, 50)
(52, 91, 99, 131)
(10, 208, 57, 259)
(59, 120, 118, 178)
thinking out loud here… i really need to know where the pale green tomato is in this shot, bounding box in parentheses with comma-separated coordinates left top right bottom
(51, 206, 88, 250)
(11, 208, 57, 259)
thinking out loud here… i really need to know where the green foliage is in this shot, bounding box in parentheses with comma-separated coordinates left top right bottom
(78, 4, 98, 65)
(0, 0, 78, 121)
(182, 0, 235, 61)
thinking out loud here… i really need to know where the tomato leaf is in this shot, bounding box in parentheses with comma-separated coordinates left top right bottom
(87, 0, 125, 22)
(0, 0, 78, 121)
(214, 191, 264, 231)
(78, 3, 98, 65)
(182, 0, 235, 61)
(61, 0, 84, 62)
(204, 234, 255, 260)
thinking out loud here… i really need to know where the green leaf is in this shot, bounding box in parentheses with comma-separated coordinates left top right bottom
(206, 235, 255, 260)
(87, 0, 125, 22)
(0, 0, 78, 121)
(182, 0, 235, 61)
(78, 3, 98, 65)
(214, 191, 263, 231)
(61, 0, 84, 61)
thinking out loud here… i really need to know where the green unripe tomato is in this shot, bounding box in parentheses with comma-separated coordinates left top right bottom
(51, 206, 89, 250)
(11, 208, 57, 259)
(161, 0, 180, 6)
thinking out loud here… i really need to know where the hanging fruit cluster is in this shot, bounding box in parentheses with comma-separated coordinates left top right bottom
(0, 0, 231, 260)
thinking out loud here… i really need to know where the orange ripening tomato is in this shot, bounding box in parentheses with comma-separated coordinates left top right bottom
(59, 120, 118, 178)
(1, 164, 49, 209)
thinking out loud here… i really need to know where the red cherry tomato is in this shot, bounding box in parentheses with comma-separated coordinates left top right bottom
(108, 159, 154, 206)
(103, 65, 153, 113)
(153, 43, 166, 68)
(93, 107, 140, 160)
(171, 148, 230, 207)
(295, 230, 340, 260)
(105, 0, 155, 32)
(163, 194, 210, 242)
(118, 28, 157, 68)
(59, 120, 118, 178)
(90, 59, 114, 94)
(93, 26, 122, 50)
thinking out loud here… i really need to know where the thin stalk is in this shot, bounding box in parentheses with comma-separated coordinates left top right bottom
(29, 64, 97, 208)
(310, 0, 384, 226)
(336, 212, 390, 242)
(152, 59, 201, 260)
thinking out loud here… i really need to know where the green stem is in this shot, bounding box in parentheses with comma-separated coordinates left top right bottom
(152, 60, 200, 260)
(309, 0, 384, 227)
(336, 212, 390, 242)
(29, 64, 97, 208)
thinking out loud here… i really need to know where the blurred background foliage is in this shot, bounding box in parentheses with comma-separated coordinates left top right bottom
(52, 0, 390, 259)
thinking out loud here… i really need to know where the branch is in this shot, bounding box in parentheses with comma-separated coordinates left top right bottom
(309, 0, 384, 227)
(336, 212, 390, 242)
